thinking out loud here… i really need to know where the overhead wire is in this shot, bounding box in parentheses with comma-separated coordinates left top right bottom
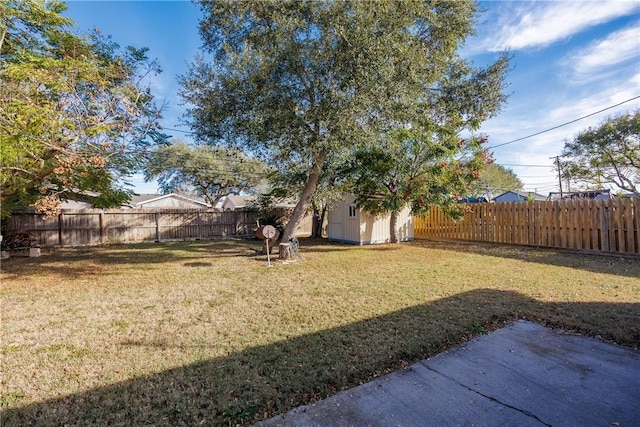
(487, 95, 640, 149)
(155, 97, 639, 193)
(497, 163, 552, 168)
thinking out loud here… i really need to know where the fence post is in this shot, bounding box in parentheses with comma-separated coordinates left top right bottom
(155, 212, 161, 242)
(58, 213, 64, 247)
(197, 211, 202, 240)
(602, 205, 610, 252)
(99, 212, 106, 244)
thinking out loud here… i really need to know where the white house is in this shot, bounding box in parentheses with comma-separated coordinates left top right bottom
(221, 195, 257, 210)
(126, 194, 210, 209)
(221, 195, 299, 211)
(327, 194, 413, 245)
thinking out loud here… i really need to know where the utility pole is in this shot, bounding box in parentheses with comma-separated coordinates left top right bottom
(551, 156, 563, 199)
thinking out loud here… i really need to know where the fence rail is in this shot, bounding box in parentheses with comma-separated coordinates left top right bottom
(414, 199, 639, 256)
(3, 208, 269, 247)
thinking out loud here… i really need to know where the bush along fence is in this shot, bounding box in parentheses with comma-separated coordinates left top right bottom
(2, 208, 270, 248)
(414, 198, 639, 256)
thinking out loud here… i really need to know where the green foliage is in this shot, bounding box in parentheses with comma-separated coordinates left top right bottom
(349, 129, 494, 241)
(561, 111, 639, 195)
(247, 194, 288, 235)
(0, 0, 166, 218)
(263, 152, 346, 236)
(144, 141, 269, 206)
(181, 0, 508, 240)
(347, 47, 510, 241)
(468, 164, 523, 198)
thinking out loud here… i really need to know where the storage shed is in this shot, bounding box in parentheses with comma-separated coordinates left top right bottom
(327, 194, 413, 245)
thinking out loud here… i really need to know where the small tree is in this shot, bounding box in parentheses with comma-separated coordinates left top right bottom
(468, 164, 523, 199)
(560, 111, 639, 196)
(144, 141, 269, 206)
(350, 129, 492, 243)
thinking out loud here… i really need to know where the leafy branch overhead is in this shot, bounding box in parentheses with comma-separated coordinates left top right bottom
(144, 142, 269, 206)
(0, 0, 166, 218)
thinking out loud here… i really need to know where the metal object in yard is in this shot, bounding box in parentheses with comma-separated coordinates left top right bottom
(261, 225, 276, 267)
(289, 236, 301, 260)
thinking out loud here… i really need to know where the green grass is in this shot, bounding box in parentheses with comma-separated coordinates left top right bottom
(1, 238, 639, 426)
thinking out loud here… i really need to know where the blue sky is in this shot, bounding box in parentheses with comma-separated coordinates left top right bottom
(63, 0, 640, 196)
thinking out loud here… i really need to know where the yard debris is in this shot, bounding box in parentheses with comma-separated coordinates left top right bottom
(1, 231, 38, 250)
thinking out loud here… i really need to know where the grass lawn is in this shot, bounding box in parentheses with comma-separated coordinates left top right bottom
(1, 238, 639, 426)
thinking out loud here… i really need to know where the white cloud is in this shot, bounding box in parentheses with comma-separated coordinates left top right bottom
(482, 1, 640, 52)
(565, 25, 640, 73)
(484, 79, 640, 193)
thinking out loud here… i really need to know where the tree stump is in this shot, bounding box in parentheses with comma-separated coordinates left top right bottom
(279, 243, 291, 260)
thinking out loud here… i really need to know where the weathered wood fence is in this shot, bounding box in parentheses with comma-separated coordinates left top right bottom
(414, 199, 639, 256)
(3, 208, 282, 247)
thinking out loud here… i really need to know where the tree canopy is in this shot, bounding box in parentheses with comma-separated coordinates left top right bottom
(561, 111, 639, 196)
(349, 130, 494, 242)
(0, 0, 165, 218)
(468, 163, 523, 199)
(181, 0, 509, 241)
(145, 141, 269, 206)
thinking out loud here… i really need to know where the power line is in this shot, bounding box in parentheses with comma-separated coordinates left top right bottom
(487, 95, 640, 149)
(162, 127, 193, 134)
(497, 163, 552, 168)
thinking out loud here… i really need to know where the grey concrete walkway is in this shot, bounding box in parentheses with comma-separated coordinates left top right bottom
(257, 320, 640, 427)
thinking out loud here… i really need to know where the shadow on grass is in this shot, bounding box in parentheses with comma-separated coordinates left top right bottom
(0, 238, 362, 279)
(0, 239, 263, 278)
(4, 289, 639, 426)
(411, 238, 640, 279)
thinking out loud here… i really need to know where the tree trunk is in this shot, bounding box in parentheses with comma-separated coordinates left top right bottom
(281, 152, 327, 242)
(389, 211, 399, 243)
(318, 204, 328, 238)
(311, 202, 327, 238)
(311, 205, 321, 238)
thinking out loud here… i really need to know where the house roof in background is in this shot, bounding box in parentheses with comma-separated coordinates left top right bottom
(128, 193, 210, 208)
(222, 195, 257, 208)
(494, 191, 547, 201)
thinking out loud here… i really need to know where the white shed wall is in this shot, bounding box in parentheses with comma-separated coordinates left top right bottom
(328, 195, 414, 245)
(327, 195, 362, 244)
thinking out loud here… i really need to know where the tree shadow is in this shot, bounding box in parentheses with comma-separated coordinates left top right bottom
(292, 238, 407, 254)
(3, 289, 639, 426)
(183, 262, 214, 268)
(410, 239, 640, 279)
(0, 239, 263, 278)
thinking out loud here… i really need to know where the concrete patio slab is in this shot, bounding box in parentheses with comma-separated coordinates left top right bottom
(256, 320, 640, 427)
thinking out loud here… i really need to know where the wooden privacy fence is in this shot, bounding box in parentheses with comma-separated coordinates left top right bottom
(3, 208, 263, 247)
(414, 199, 639, 256)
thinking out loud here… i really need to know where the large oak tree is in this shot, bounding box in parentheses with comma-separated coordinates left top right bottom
(181, 0, 509, 241)
(145, 141, 269, 206)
